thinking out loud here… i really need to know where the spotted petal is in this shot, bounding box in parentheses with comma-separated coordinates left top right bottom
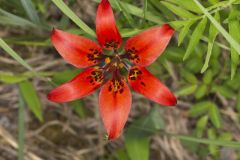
(96, 0, 122, 49)
(128, 66, 176, 106)
(99, 79, 132, 140)
(51, 29, 102, 68)
(48, 68, 103, 102)
(125, 25, 174, 66)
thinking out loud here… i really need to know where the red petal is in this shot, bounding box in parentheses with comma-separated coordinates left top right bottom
(99, 78, 132, 140)
(128, 66, 176, 106)
(48, 68, 103, 102)
(125, 25, 174, 66)
(51, 29, 102, 68)
(96, 0, 122, 49)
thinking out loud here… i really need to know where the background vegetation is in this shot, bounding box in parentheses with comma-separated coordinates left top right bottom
(0, 0, 240, 159)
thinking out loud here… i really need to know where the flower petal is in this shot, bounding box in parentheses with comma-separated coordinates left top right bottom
(128, 66, 176, 106)
(51, 29, 103, 68)
(125, 25, 174, 66)
(99, 78, 132, 140)
(48, 68, 103, 102)
(96, 0, 122, 49)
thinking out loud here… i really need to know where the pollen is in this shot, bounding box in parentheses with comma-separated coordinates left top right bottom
(129, 68, 142, 80)
(119, 63, 124, 68)
(105, 57, 111, 64)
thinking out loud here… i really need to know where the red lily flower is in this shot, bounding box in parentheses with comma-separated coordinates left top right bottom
(48, 0, 176, 140)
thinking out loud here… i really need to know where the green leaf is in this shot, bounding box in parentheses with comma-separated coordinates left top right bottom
(183, 17, 208, 60)
(165, 0, 201, 13)
(228, 7, 240, 79)
(237, 92, 240, 112)
(51, 0, 95, 37)
(209, 103, 221, 128)
(207, 128, 218, 156)
(52, 70, 80, 85)
(125, 106, 164, 160)
(189, 101, 211, 116)
(69, 100, 88, 118)
(203, 70, 213, 85)
(19, 80, 43, 122)
(0, 38, 35, 73)
(164, 46, 185, 63)
(201, 12, 220, 73)
(196, 115, 208, 137)
(219, 132, 232, 141)
(0, 72, 28, 84)
(176, 84, 198, 96)
(195, 84, 207, 99)
(20, 0, 40, 24)
(161, 1, 196, 19)
(212, 85, 235, 98)
(193, 0, 240, 57)
(178, 20, 195, 46)
(181, 69, 198, 84)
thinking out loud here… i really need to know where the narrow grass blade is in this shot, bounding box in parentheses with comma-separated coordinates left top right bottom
(113, 0, 134, 27)
(183, 17, 207, 60)
(193, 0, 240, 56)
(0, 38, 34, 72)
(51, 0, 95, 37)
(176, 135, 240, 149)
(0, 8, 37, 27)
(201, 12, 220, 73)
(228, 7, 240, 79)
(161, 1, 196, 19)
(19, 80, 43, 122)
(18, 92, 25, 160)
(20, 0, 40, 24)
(178, 20, 195, 46)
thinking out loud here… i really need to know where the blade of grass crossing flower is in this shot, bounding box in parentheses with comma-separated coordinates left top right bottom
(183, 17, 207, 60)
(20, 0, 40, 24)
(178, 20, 196, 46)
(201, 12, 220, 73)
(228, 7, 240, 79)
(19, 80, 43, 122)
(112, 0, 134, 27)
(161, 1, 197, 19)
(0, 38, 35, 72)
(51, 0, 95, 37)
(193, 0, 240, 56)
(18, 92, 25, 160)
